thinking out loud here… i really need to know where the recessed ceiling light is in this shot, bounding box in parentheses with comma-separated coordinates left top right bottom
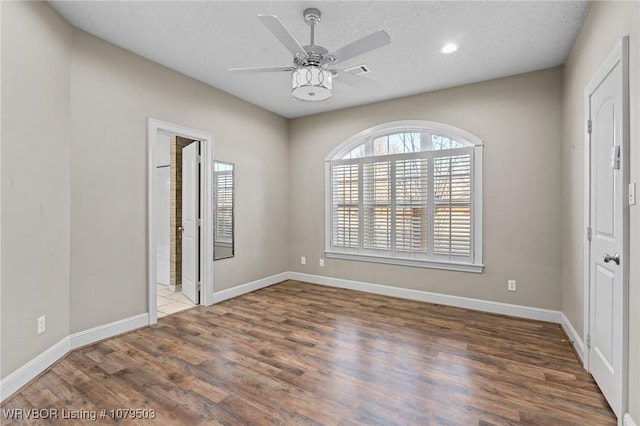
(441, 43, 458, 54)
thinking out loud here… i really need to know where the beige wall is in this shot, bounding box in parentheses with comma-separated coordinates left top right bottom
(1, 1, 289, 378)
(289, 67, 563, 310)
(69, 29, 290, 333)
(1, 1, 72, 376)
(562, 1, 640, 419)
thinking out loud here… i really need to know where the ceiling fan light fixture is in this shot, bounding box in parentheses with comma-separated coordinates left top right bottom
(291, 66, 332, 101)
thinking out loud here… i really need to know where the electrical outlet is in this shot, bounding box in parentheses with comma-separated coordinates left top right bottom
(319, 259, 325, 267)
(37, 316, 46, 335)
(301, 256, 306, 265)
(508, 280, 517, 292)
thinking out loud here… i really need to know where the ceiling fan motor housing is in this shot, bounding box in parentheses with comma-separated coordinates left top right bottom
(295, 45, 329, 67)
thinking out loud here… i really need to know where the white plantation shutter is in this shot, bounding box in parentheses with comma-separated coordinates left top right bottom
(327, 122, 482, 272)
(395, 157, 429, 254)
(433, 148, 472, 261)
(363, 160, 391, 251)
(330, 149, 474, 262)
(332, 162, 360, 249)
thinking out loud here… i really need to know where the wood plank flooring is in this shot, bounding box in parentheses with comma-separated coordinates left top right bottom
(1, 280, 616, 425)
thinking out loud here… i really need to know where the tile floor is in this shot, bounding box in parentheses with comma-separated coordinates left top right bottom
(157, 284, 196, 318)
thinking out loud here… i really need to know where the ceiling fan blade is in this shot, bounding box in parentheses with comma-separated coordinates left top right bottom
(258, 14, 309, 59)
(333, 70, 379, 89)
(329, 30, 391, 65)
(229, 66, 294, 73)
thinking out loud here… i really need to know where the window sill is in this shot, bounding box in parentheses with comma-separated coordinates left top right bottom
(324, 251, 484, 273)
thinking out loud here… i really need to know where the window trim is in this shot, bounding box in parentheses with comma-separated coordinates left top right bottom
(324, 120, 484, 273)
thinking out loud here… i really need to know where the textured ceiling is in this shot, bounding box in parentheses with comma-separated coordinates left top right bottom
(49, 1, 589, 119)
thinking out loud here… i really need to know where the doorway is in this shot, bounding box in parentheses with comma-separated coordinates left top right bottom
(154, 133, 198, 317)
(583, 37, 629, 420)
(147, 119, 214, 324)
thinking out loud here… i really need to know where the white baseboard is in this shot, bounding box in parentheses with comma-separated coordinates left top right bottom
(69, 313, 149, 350)
(0, 313, 149, 402)
(289, 272, 562, 323)
(625, 413, 638, 426)
(0, 337, 70, 402)
(211, 272, 289, 304)
(559, 312, 585, 364)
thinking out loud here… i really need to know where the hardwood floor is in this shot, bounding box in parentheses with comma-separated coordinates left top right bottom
(2, 280, 615, 425)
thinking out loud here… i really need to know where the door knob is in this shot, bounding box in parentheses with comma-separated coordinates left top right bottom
(603, 253, 620, 265)
(178, 226, 184, 234)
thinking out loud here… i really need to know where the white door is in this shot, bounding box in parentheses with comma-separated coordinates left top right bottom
(586, 38, 628, 419)
(182, 141, 200, 304)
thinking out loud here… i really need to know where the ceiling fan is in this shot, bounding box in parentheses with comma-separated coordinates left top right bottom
(230, 8, 391, 102)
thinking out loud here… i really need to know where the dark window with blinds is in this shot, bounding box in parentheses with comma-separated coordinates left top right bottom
(326, 123, 483, 272)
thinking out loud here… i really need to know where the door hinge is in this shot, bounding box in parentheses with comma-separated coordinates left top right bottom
(197, 155, 202, 164)
(198, 218, 202, 227)
(586, 334, 591, 349)
(197, 282, 201, 291)
(587, 119, 592, 134)
(587, 227, 592, 241)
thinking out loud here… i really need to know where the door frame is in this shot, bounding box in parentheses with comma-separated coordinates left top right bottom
(147, 118, 214, 325)
(582, 36, 629, 421)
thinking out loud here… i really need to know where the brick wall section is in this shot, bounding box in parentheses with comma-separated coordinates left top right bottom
(169, 136, 195, 286)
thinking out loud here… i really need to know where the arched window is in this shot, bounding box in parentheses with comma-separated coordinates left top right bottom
(325, 120, 484, 272)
